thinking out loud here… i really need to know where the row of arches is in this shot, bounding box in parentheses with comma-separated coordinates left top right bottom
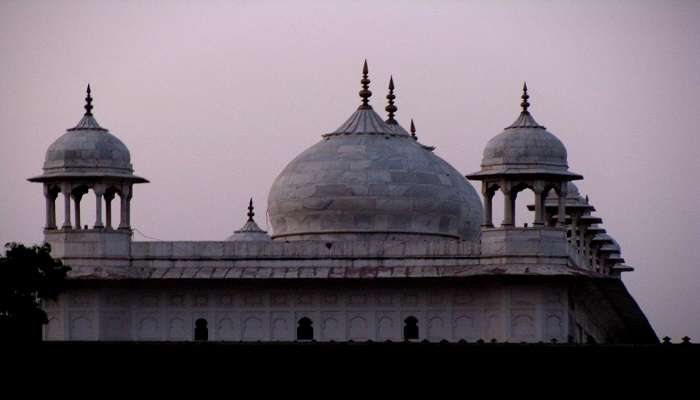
(481, 180, 567, 228)
(192, 316, 421, 342)
(43, 182, 132, 230)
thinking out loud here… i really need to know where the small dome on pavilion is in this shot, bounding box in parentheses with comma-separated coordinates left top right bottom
(226, 199, 271, 241)
(555, 182, 581, 198)
(600, 237, 622, 253)
(29, 85, 147, 183)
(468, 83, 581, 180)
(544, 182, 595, 210)
(592, 232, 614, 244)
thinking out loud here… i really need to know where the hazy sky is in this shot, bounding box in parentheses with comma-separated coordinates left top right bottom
(1, 0, 698, 340)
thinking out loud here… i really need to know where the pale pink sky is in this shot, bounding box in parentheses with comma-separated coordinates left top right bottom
(1, 0, 698, 340)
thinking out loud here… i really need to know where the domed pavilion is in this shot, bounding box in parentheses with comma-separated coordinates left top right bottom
(28, 85, 147, 232)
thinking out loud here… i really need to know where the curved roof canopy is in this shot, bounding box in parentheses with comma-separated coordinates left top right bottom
(28, 85, 147, 184)
(468, 83, 582, 181)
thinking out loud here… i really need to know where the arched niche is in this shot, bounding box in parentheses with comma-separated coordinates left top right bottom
(297, 317, 313, 341)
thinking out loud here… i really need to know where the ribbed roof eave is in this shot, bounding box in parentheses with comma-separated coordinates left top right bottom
(324, 108, 397, 137)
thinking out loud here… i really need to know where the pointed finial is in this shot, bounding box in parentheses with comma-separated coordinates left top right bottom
(385, 76, 397, 124)
(247, 198, 255, 222)
(520, 82, 530, 113)
(410, 119, 417, 140)
(585, 195, 589, 204)
(84, 84, 94, 116)
(358, 60, 372, 110)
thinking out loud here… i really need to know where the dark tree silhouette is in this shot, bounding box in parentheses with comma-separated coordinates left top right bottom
(0, 243, 70, 341)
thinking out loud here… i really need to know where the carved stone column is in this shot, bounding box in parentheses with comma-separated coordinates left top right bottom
(61, 184, 72, 229)
(533, 181, 545, 227)
(591, 246, 599, 272)
(583, 233, 591, 269)
(598, 254, 608, 274)
(482, 182, 494, 228)
(44, 184, 56, 229)
(557, 182, 567, 228)
(72, 191, 84, 230)
(502, 183, 515, 227)
(104, 191, 114, 230)
(118, 185, 132, 230)
(51, 192, 57, 229)
(126, 187, 132, 228)
(93, 185, 105, 229)
(571, 214, 580, 251)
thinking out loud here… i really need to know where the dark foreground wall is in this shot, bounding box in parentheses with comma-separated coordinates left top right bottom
(3, 343, 696, 391)
(4, 341, 697, 371)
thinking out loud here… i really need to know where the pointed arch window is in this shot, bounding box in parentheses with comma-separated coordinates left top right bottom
(297, 317, 313, 341)
(194, 318, 208, 341)
(404, 316, 419, 340)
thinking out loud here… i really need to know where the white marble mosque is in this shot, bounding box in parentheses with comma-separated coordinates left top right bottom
(28, 62, 657, 343)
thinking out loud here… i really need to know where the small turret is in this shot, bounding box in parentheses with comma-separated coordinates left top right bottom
(226, 198, 271, 241)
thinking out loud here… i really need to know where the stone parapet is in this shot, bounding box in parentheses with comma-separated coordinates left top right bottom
(50, 232, 602, 280)
(45, 229, 131, 262)
(130, 239, 478, 260)
(479, 227, 570, 264)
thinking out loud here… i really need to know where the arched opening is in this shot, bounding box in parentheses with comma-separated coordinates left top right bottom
(297, 317, 313, 341)
(104, 187, 121, 230)
(45, 185, 61, 230)
(81, 187, 98, 230)
(56, 189, 71, 229)
(515, 188, 536, 227)
(542, 185, 560, 227)
(403, 316, 419, 340)
(70, 185, 90, 230)
(194, 318, 208, 341)
(510, 183, 534, 228)
(491, 187, 505, 228)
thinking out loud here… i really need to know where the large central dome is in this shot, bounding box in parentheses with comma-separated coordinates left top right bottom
(267, 63, 482, 241)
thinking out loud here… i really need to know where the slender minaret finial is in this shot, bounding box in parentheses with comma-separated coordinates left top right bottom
(84, 84, 94, 116)
(520, 81, 530, 113)
(247, 198, 255, 222)
(358, 60, 372, 109)
(385, 76, 397, 124)
(410, 119, 417, 140)
(585, 195, 589, 204)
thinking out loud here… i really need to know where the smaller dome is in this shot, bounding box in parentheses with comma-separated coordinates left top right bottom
(43, 115, 134, 177)
(468, 84, 581, 180)
(29, 86, 146, 183)
(604, 238, 626, 265)
(600, 237, 621, 253)
(546, 182, 580, 201)
(480, 114, 569, 173)
(592, 232, 614, 244)
(544, 182, 595, 212)
(226, 199, 271, 241)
